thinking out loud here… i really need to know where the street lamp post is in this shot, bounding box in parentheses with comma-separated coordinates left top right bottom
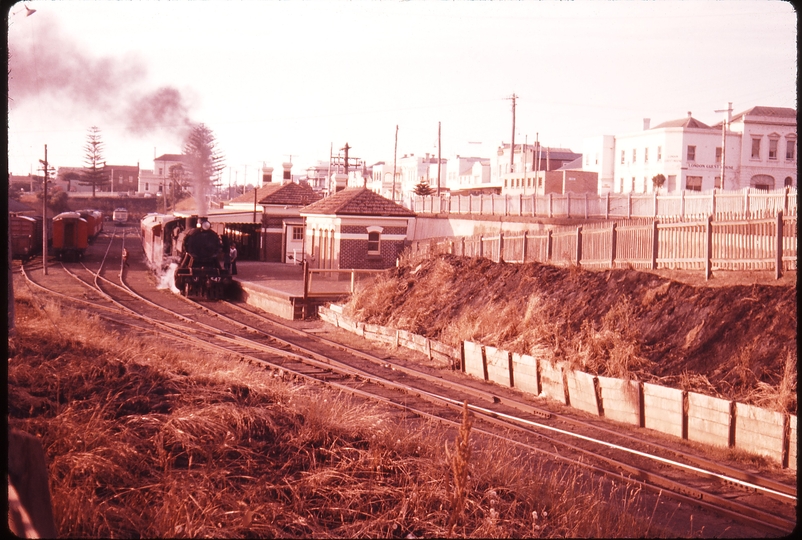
(39, 145, 50, 275)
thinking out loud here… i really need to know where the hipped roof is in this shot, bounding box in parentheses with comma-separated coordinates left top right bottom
(301, 188, 415, 217)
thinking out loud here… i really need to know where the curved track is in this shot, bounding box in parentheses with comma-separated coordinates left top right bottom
(17, 229, 797, 536)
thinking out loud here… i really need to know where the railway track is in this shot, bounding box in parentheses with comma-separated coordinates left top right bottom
(16, 232, 797, 536)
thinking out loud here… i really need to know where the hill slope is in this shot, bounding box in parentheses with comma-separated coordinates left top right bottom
(345, 255, 797, 412)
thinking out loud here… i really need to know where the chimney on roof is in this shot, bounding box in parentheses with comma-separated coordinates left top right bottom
(282, 162, 292, 184)
(643, 118, 650, 130)
(262, 165, 274, 185)
(687, 111, 692, 118)
(726, 102, 732, 124)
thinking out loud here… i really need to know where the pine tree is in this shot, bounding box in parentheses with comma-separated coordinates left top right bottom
(80, 126, 109, 197)
(413, 179, 435, 196)
(182, 123, 225, 215)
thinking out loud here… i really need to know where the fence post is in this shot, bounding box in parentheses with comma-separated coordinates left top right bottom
(681, 189, 685, 218)
(711, 188, 717, 218)
(522, 230, 528, 263)
(744, 187, 750, 217)
(461, 236, 466, 257)
(519, 193, 523, 217)
(610, 222, 617, 269)
(627, 192, 632, 219)
(576, 226, 583, 266)
(784, 186, 790, 214)
(498, 231, 504, 263)
(546, 229, 553, 261)
(567, 192, 571, 218)
(654, 190, 658, 218)
(532, 193, 537, 217)
(776, 210, 784, 279)
(705, 214, 713, 280)
(651, 220, 659, 270)
(479, 235, 484, 258)
(585, 192, 589, 219)
(548, 193, 553, 218)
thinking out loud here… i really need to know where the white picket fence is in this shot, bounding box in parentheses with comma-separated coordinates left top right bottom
(408, 187, 797, 221)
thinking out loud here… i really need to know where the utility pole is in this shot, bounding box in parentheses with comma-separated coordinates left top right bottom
(534, 132, 540, 191)
(392, 125, 398, 201)
(508, 93, 518, 173)
(714, 102, 733, 189)
(523, 134, 528, 196)
(437, 121, 442, 196)
(39, 145, 49, 275)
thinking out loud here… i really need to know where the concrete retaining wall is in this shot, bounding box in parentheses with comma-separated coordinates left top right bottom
(320, 305, 797, 468)
(463, 341, 485, 380)
(597, 375, 640, 426)
(643, 383, 685, 438)
(485, 346, 511, 387)
(565, 369, 600, 416)
(511, 352, 539, 395)
(539, 359, 567, 404)
(734, 403, 785, 463)
(687, 392, 732, 448)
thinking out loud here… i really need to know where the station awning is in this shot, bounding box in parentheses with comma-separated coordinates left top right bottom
(173, 209, 263, 224)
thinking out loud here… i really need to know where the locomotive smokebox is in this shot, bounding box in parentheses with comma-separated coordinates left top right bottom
(186, 215, 198, 229)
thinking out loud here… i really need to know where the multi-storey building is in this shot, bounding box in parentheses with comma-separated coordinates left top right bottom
(589, 105, 796, 194)
(494, 143, 583, 194)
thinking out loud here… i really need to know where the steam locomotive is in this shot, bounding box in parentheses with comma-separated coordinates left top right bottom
(141, 213, 232, 299)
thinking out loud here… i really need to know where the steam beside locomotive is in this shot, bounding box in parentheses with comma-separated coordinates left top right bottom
(141, 213, 232, 299)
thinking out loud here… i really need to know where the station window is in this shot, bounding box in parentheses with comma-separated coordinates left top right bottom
(292, 227, 303, 241)
(686, 176, 703, 192)
(367, 231, 380, 254)
(786, 140, 796, 160)
(686, 145, 696, 161)
(716, 147, 722, 163)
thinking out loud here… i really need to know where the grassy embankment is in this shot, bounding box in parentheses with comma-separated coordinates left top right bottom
(8, 280, 663, 538)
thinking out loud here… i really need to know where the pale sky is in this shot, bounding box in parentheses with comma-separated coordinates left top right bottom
(7, 0, 797, 186)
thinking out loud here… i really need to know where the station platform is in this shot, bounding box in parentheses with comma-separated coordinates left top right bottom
(232, 261, 352, 320)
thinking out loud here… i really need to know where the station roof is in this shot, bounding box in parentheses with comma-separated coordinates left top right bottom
(229, 182, 321, 206)
(301, 188, 415, 217)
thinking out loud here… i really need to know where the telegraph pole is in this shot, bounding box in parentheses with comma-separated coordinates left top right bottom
(508, 93, 518, 173)
(392, 125, 399, 201)
(39, 145, 50, 275)
(437, 121, 442, 196)
(714, 102, 733, 190)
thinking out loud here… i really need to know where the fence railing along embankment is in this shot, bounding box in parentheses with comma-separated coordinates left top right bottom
(405, 210, 797, 279)
(408, 186, 797, 221)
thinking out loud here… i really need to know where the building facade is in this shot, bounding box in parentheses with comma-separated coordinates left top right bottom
(301, 188, 415, 271)
(587, 106, 797, 194)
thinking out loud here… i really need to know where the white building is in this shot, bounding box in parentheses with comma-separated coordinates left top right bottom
(587, 105, 797, 194)
(445, 155, 491, 194)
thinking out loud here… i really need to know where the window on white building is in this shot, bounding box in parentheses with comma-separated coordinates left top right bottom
(632, 149, 636, 163)
(715, 176, 722, 189)
(715, 147, 722, 163)
(787, 140, 796, 160)
(768, 139, 778, 160)
(657, 146, 662, 162)
(687, 146, 696, 161)
(620, 150, 625, 164)
(751, 138, 761, 159)
(686, 176, 702, 191)
(595, 153, 599, 165)
(631, 177, 636, 192)
(784, 177, 794, 187)
(644, 148, 649, 163)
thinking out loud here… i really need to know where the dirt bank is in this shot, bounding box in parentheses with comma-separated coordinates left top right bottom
(346, 255, 797, 412)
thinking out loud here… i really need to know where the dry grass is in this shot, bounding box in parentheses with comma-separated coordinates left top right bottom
(8, 280, 667, 538)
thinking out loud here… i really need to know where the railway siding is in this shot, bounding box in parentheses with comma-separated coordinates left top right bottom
(321, 304, 798, 470)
